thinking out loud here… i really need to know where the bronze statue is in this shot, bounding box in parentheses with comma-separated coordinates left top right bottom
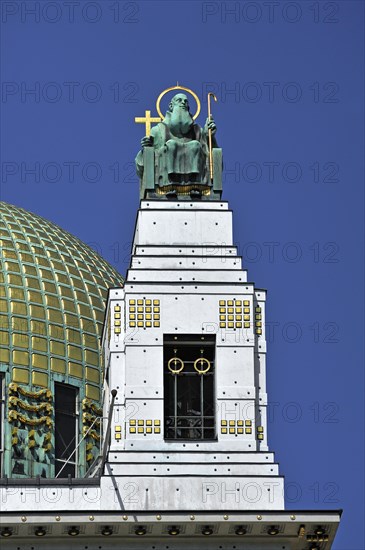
(135, 86, 222, 200)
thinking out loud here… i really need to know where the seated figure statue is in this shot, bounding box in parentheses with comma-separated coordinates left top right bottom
(135, 93, 221, 199)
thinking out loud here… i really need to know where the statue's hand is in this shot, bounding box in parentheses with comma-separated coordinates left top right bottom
(141, 135, 154, 148)
(205, 117, 217, 136)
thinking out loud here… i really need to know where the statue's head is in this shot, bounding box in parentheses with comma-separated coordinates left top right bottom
(165, 93, 194, 135)
(168, 93, 190, 113)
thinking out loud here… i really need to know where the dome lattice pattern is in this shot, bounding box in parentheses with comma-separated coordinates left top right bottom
(0, 202, 124, 399)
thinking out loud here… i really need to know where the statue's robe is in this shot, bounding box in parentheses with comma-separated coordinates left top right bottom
(135, 115, 217, 190)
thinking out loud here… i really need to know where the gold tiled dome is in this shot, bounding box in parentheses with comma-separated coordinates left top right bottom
(0, 202, 124, 400)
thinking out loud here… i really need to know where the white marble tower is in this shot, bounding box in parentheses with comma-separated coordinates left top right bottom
(103, 200, 283, 511)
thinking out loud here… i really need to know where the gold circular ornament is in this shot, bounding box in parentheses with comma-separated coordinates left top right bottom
(156, 85, 201, 121)
(168, 356, 184, 374)
(194, 357, 211, 374)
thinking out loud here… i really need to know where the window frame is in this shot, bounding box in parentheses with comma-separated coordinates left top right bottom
(163, 335, 216, 441)
(54, 383, 79, 478)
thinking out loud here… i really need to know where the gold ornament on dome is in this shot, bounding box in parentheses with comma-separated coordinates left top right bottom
(9, 383, 52, 401)
(9, 396, 53, 413)
(8, 410, 53, 427)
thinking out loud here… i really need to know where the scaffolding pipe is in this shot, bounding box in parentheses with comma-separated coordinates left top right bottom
(99, 389, 118, 475)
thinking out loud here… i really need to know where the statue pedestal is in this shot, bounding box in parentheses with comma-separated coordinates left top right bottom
(140, 147, 223, 200)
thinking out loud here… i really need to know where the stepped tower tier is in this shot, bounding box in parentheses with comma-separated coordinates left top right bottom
(102, 200, 281, 511)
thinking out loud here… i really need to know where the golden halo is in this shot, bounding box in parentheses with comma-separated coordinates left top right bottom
(156, 85, 201, 121)
(168, 356, 184, 374)
(194, 357, 211, 375)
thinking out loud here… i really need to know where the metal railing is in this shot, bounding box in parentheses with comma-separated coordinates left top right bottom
(165, 415, 215, 440)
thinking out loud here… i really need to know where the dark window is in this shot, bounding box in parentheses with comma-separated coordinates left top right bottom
(55, 384, 78, 477)
(0, 375, 4, 476)
(164, 335, 215, 440)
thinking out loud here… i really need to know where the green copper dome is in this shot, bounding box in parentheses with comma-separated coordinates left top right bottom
(0, 202, 124, 478)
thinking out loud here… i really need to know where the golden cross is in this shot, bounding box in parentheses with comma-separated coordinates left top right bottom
(134, 110, 161, 136)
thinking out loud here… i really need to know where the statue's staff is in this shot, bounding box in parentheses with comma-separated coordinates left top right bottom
(207, 92, 218, 182)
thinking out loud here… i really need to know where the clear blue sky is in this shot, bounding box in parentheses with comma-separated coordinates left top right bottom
(1, 1, 364, 547)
